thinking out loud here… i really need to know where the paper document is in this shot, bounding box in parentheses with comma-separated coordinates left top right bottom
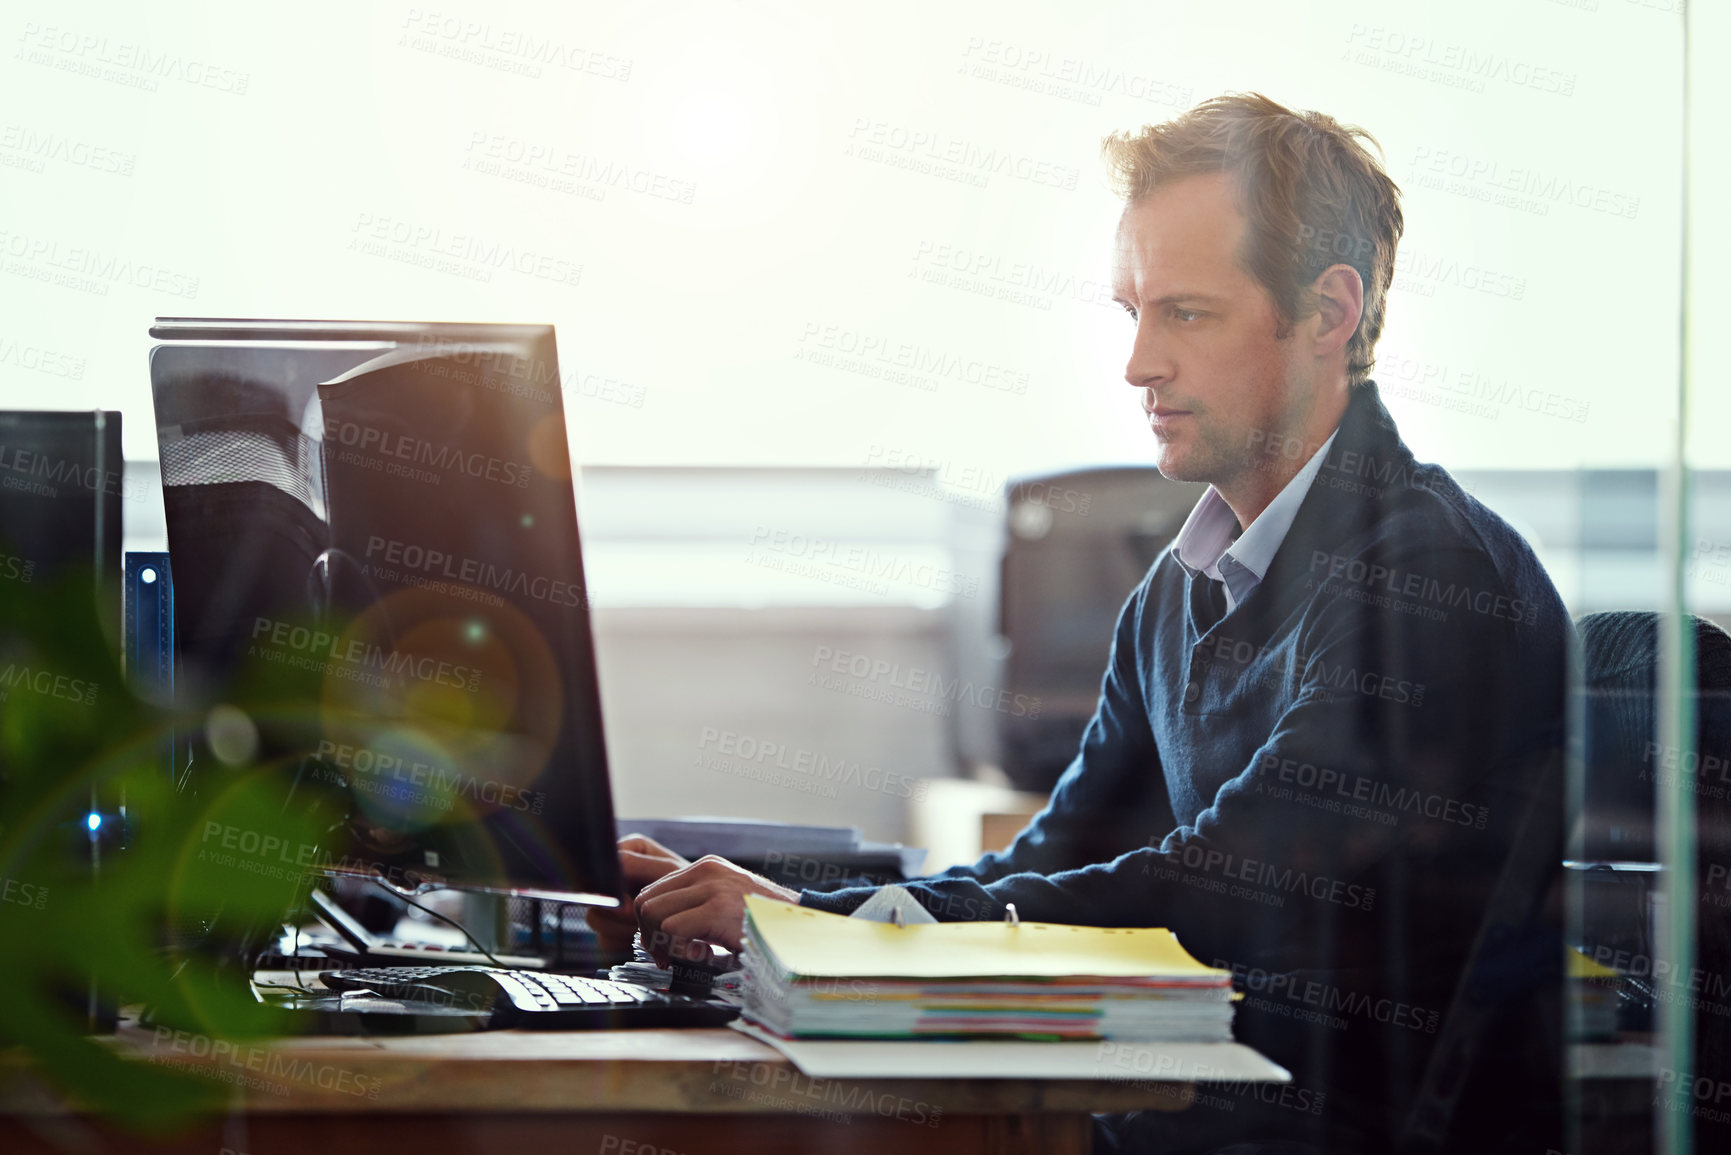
(744, 894, 1229, 981)
(733, 1021, 1290, 1082)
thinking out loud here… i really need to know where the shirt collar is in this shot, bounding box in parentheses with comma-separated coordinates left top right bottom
(1169, 429, 1339, 609)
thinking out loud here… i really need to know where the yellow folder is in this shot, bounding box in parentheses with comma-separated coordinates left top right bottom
(744, 894, 1228, 981)
(1566, 946, 1618, 980)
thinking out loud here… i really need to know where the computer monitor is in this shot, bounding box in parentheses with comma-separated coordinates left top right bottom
(0, 409, 123, 598)
(148, 319, 621, 908)
(0, 409, 124, 855)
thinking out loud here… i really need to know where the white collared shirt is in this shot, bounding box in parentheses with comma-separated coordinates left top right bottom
(1169, 430, 1339, 611)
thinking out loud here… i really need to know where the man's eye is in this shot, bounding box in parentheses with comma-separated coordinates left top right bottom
(1172, 307, 1202, 323)
(1119, 302, 1138, 322)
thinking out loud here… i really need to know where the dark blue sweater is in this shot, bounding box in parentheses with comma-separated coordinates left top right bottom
(803, 382, 1571, 1151)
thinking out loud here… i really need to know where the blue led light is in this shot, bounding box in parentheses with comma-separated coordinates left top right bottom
(86, 812, 102, 832)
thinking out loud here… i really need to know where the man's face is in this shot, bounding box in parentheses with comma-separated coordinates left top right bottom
(1111, 172, 1321, 494)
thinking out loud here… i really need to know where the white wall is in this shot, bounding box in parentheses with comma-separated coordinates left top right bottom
(0, 0, 1702, 474)
(595, 605, 951, 844)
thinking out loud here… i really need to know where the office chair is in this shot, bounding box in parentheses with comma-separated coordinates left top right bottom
(1574, 610, 1731, 1142)
(992, 466, 1203, 792)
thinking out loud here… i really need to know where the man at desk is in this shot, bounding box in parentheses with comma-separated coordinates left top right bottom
(594, 93, 1571, 1154)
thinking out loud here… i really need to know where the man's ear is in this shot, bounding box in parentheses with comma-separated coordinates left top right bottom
(1310, 264, 1365, 359)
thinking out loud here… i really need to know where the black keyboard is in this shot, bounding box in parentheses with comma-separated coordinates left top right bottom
(318, 966, 739, 1030)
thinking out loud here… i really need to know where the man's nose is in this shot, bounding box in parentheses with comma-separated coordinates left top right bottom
(1124, 320, 1173, 389)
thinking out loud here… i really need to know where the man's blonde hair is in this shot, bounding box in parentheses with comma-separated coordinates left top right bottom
(1103, 92, 1403, 387)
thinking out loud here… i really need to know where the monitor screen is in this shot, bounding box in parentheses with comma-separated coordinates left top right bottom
(148, 319, 621, 907)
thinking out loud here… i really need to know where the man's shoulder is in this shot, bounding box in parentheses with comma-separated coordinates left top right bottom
(1301, 448, 1571, 649)
(1317, 389, 1556, 599)
(1346, 460, 1541, 581)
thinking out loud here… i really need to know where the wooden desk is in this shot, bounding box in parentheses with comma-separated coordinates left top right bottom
(1, 1022, 1199, 1155)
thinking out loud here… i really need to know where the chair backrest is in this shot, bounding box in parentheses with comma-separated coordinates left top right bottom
(1576, 611, 1731, 863)
(992, 466, 1203, 792)
(1575, 610, 1731, 1137)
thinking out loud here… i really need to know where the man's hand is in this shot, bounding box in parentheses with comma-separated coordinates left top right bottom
(634, 855, 800, 966)
(585, 834, 692, 956)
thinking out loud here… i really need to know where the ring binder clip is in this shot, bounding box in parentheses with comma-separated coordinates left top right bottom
(1004, 903, 1020, 926)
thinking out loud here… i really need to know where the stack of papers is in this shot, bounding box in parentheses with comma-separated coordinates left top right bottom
(740, 896, 1235, 1042)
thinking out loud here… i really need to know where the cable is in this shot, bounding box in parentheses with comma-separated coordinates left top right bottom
(373, 878, 511, 969)
(247, 924, 323, 998)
